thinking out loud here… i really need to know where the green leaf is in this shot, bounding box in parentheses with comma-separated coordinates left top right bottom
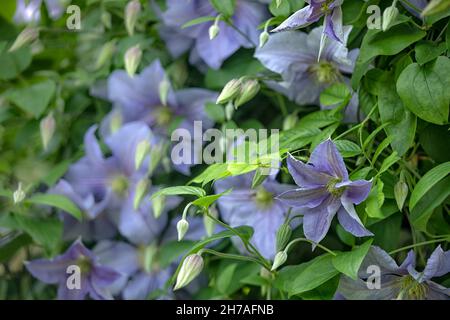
(181, 16, 216, 29)
(216, 263, 238, 294)
(227, 163, 259, 176)
(6, 80, 56, 118)
(276, 254, 339, 296)
(319, 83, 351, 106)
(0, 0, 16, 22)
(192, 189, 231, 209)
(26, 193, 82, 221)
(209, 0, 236, 16)
(189, 163, 230, 186)
(279, 127, 321, 151)
(378, 152, 400, 176)
(151, 186, 206, 200)
(332, 239, 373, 280)
(410, 162, 450, 210)
(205, 102, 225, 123)
(334, 140, 362, 158)
(415, 41, 447, 65)
(410, 176, 450, 232)
(0, 233, 32, 263)
(365, 179, 385, 219)
(396, 57, 450, 125)
(0, 44, 32, 80)
(159, 240, 196, 269)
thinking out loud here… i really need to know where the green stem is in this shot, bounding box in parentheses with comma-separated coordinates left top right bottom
(285, 238, 337, 256)
(201, 249, 267, 268)
(388, 237, 449, 255)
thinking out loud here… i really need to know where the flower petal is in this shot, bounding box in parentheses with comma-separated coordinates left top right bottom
(309, 139, 349, 179)
(302, 196, 340, 243)
(338, 180, 372, 205)
(286, 153, 331, 187)
(337, 205, 373, 237)
(272, 5, 320, 33)
(324, 7, 344, 43)
(276, 187, 328, 208)
(422, 245, 450, 281)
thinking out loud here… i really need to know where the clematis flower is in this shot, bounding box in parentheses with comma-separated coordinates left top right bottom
(272, 0, 345, 43)
(94, 218, 211, 299)
(50, 122, 157, 241)
(337, 246, 450, 300)
(255, 26, 360, 122)
(276, 139, 373, 244)
(158, 0, 268, 70)
(14, 0, 66, 24)
(26, 239, 121, 300)
(214, 172, 298, 260)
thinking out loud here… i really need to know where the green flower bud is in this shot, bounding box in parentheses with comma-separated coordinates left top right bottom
(204, 206, 218, 237)
(259, 31, 269, 48)
(177, 218, 189, 241)
(271, 250, 287, 271)
(13, 183, 25, 204)
(216, 79, 242, 104)
(110, 112, 123, 134)
(209, 24, 220, 40)
(234, 79, 260, 108)
(276, 223, 292, 252)
(276, 0, 283, 8)
(133, 178, 149, 210)
(152, 194, 165, 219)
(282, 114, 298, 131)
(382, 6, 399, 32)
(125, 0, 141, 36)
(394, 180, 408, 211)
(102, 11, 112, 29)
(96, 40, 116, 70)
(135, 139, 150, 170)
(159, 77, 170, 106)
(174, 254, 204, 290)
(9, 27, 39, 52)
(124, 45, 142, 77)
(225, 101, 235, 120)
(40, 113, 55, 151)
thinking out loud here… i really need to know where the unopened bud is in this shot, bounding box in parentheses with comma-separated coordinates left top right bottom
(271, 251, 287, 271)
(382, 6, 399, 31)
(152, 194, 165, 218)
(276, 0, 283, 8)
(177, 218, 189, 241)
(276, 223, 292, 251)
(135, 139, 150, 170)
(235, 79, 260, 108)
(394, 180, 408, 211)
(282, 114, 298, 131)
(125, 0, 141, 36)
(225, 101, 234, 120)
(13, 183, 25, 204)
(133, 178, 149, 210)
(204, 206, 218, 237)
(9, 27, 39, 52)
(96, 40, 116, 69)
(40, 113, 55, 151)
(124, 45, 142, 77)
(259, 31, 269, 48)
(110, 112, 123, 134)
(102, 11, 112, 29)
(216, 79, 242, 104)
(159, 77, 170, 106)
(209, 24, 220, 40)
(174, 254, 204, 290)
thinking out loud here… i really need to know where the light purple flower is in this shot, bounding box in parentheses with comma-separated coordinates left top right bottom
(337, 246, 450, 300)
(276, 139, 373, 244)
(159, 0, 268, 70)
(26, 239, 121, 300)
(14, 0, 65, 24)
(214, 172, 298, 260)
(272, 0, 345, 43)
(255, 26, 360, 122)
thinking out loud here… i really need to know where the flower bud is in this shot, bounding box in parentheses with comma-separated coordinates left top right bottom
(133, 178, 149, 210)
(382, 6, 399, 32)
(225, 101, 234, 120)
(159, 77, 170, 106)
(102, 11, 112, 29)
(177, 218, 189, 241)
(271, 250, 287, 271)
(204, 206, 218, 237)
(216, 79, 242, 104)
(124, 45, 142, 77)
(96, 40, 116, 70)
(13, 183, 25, 204)
(152, 194, 165, 218)
(394, 180, 408, 211)
(9, 27, 39, 52)
(276, 223, 292, 252)
(174, 254, 204, 290)
(209, 24, 220, 40)
(234, 79, 260, 108)
(125, 0, 141, 36)
(282, 114, 298, 131)
(110, 111, 123, 134)
(259, 31, 269, 48)
(135, 139, 150, 170)
(276, 0, 283, 8)
(40, 113, 55, 151)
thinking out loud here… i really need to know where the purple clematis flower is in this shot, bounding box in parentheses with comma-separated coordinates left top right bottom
(26, 239, 121, 300)
(255, 26, 360, 122)
(50, 121, 157, 241)
(272, 0, 344, 43)
(158, 0, 268, 70)
(93, 218, 211, 300)
(214, 172, 298, 260)
(276, 139, 373, 244)
(337, 246, 450, 300)
(14, 0, 65, 24)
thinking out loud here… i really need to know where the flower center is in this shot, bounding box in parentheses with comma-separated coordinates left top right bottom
(139, 245, 160, 273)
(309, 62, 341, 85)
(76, 255, 92, 274)
(111, 174, 129, 195)
(255, 187, 274, 208)
(398, 275, 428, 300)
(155, 106, 173, 126)
(326, 177, 344, 197)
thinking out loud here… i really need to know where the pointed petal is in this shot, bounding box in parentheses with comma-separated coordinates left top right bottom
(84, 125, 104, 165)
(276, 187, 328, 208)
(302, 196, 340, 243)
(337, 179, 372, 204)
(272, 6, 320, 33)
(57, 277, 89, 300)
(337, 205, 373, 237)
(422, 246, 450, 280)
(359, 246, 402, 279)
(324, 7, 344, 43)
(398, 250, 416, 274)
(286, 153, 331, 187)
(309, 139, 348, 179)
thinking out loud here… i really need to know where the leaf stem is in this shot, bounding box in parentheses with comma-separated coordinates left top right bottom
(388, 237, 449, 255)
